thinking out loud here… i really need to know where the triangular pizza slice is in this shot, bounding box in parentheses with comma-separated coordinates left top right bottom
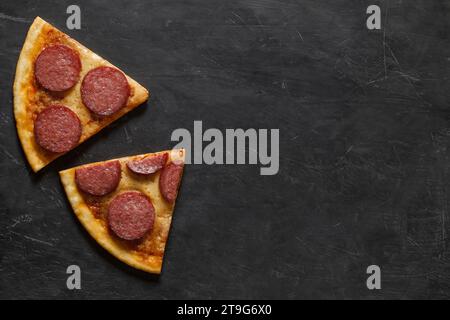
(59, 149, 185, 274)
(14, 17, 149, 172)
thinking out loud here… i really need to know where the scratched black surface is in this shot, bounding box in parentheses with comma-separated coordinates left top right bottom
(1, 0, 450, 300)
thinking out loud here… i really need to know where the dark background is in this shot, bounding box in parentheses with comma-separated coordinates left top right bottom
(1, 0, 449, 300)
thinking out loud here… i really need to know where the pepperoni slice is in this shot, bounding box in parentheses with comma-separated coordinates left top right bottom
(108, 191, 155, 241)
(80, 66, 130, 117)
(34, 105, 82, 153)
(159, 162, 184, 203)
(126, 153, 168, 175)
(34, 44, 81, 92)
(75, 161, 121, 196)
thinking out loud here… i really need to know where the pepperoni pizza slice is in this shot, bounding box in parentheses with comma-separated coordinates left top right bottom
(59, 149, 185, 274)
(14, 17, 149, 172)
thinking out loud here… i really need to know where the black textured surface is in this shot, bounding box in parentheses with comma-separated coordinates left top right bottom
(1, 0, 450, 300)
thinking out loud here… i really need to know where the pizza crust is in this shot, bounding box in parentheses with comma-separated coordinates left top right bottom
(59, 149, 185, 274)
(14, 17, 149, 172)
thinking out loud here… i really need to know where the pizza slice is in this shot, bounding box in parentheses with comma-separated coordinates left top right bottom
(14, 17, 149, 172)
(59, 149, 185, 274)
